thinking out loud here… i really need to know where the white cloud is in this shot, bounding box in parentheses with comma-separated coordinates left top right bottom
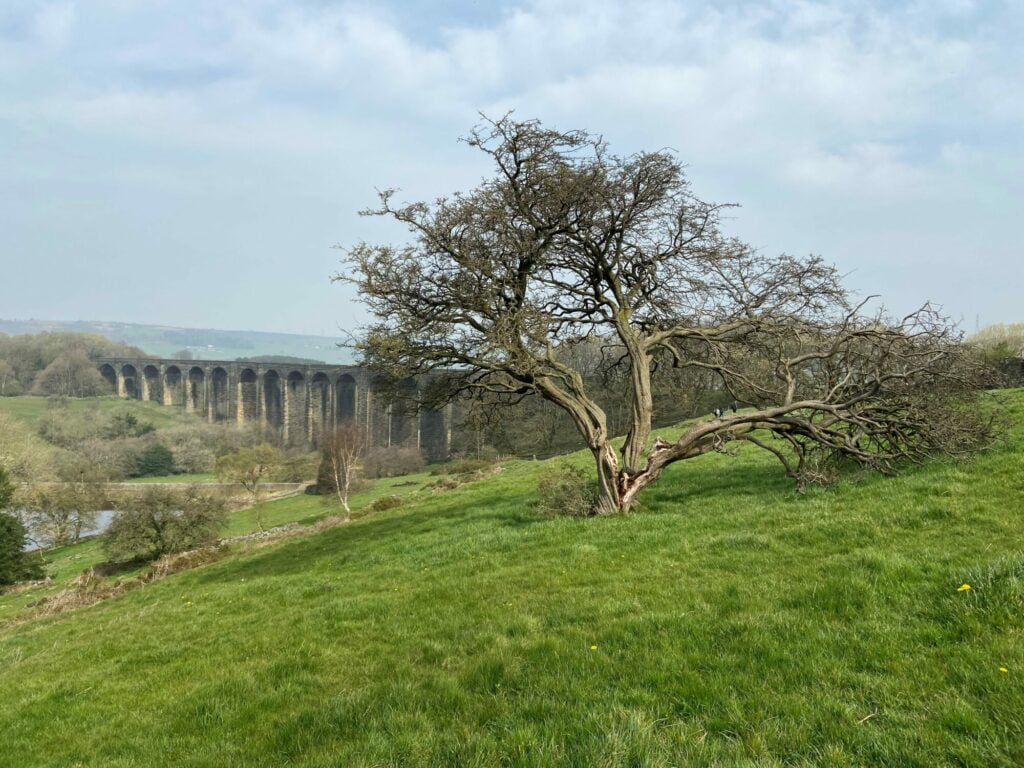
(0, 0, 1021, 331)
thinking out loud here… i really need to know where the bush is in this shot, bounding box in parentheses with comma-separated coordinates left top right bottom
(362, 446, 426, 478)
(135, 443, 176, 477)
(0, 513, 45, 585)
(104, 486, 228, 563)
(103, 411, 155, 439)
(431, 458, 495, 476)
(367, 495, 403, 512)
(534, 466, 598, 517)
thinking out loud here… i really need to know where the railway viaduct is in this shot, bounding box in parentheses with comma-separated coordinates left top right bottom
(95, 358, 450, 460)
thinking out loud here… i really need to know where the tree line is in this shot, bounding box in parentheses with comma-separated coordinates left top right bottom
(0, 332, 147, 397)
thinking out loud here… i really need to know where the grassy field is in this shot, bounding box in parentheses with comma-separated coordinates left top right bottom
(0, 472, 434, 624)
(0, 394, 201, 431)
(0, 392, 1022, 766)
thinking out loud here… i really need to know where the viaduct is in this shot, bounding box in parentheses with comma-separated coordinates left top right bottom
(95, 358, 451, 460)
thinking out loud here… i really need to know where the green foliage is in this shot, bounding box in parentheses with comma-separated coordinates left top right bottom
(135, 444, 176, 478)
(103, 411, 156, 439)
(0, 468, 45, 583)
(0, 465, 12, 509)
(534, 465, 599, 517)
(104, 486, 228, 563)
(0, 331, 145, 397)
(0, 513, 44, 585)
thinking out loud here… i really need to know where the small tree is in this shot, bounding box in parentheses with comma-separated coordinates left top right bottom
(0, 513, 45, 585)
(215, 444, 281, 530)
(343, 116, 998, 514)
(0, 465, 45, 584)
(16, 481, 104, 548)
(135, 443, 176, 477)
(104, 486, 228, 563)
(319, 424, 367, 517)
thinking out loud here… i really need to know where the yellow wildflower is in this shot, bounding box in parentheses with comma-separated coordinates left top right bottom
(957, 583, 971, 592)
(590, 645, 598, 651)
(999, 666, 1009, 673)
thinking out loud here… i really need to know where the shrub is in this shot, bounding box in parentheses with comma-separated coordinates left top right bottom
(103, 411, 155, 439)
(535, 466, 598, 517)
(367, 495, 403, 512)
(431, 458, 495, 476)
(362, 446, 426, 478)
(104, 486, 228, 563)
(135, 443, 176, 477)
(429, 475, 464, 491)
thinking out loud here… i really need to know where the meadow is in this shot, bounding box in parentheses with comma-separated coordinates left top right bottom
(0, 391, 1021, 766)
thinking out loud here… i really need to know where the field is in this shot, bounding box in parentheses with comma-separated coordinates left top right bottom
(0, 391, 1022, 766)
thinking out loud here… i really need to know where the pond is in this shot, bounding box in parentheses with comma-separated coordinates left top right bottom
(23, 510, 116, 551)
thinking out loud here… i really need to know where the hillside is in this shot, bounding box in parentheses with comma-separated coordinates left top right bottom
(0, 394, 203, 432)
(1, 392, 1022, 766)
(0, 319, 352, 363)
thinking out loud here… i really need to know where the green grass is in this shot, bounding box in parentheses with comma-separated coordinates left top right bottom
(1, 392, 1022, 766)
(0, 394, 202, 430)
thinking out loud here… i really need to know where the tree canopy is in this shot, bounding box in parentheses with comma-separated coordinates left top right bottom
(343, 116, 996, 514)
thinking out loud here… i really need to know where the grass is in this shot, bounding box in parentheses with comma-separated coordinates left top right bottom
(0, 472, 437, 623)
(0, 391, 1022, 766)
(0, 394, 202, 430)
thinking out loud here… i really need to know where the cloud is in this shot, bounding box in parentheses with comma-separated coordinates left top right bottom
(0, 0, 1021, 332)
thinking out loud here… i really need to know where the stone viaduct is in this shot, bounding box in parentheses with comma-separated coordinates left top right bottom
(95, 358, 451, 460)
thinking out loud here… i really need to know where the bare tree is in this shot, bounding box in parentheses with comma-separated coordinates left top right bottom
(320, 424, 368, 518)
(16, 482, 105, 548)
(341, 116, 997, 514)
(215, 444, 281, 530)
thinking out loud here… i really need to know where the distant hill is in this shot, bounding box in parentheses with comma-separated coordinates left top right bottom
(0, 319, 352, 363)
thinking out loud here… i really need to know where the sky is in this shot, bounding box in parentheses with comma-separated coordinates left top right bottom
(1, 0, 1021, 337)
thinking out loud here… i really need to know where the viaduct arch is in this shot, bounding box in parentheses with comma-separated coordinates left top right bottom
(95, 357, 451, 460)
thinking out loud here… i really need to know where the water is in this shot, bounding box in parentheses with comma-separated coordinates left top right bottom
(22, 510, 116, 551)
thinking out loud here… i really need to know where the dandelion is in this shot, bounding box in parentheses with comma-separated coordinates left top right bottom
(590, 645, 598, 651)
(999, 666, 1009, 673)
(957, 583, 971, 592)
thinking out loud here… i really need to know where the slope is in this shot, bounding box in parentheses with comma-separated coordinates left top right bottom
(1, 392, 1022, 767)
